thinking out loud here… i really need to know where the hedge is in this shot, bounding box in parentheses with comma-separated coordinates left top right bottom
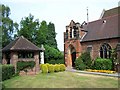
(17, 61, 35, 72)
(60, 64, 66, 71)
(45, 59, 64, 64)
(40, 64, 66, 73)
(54, 64, 60, 72)
(48, 64, 54, 73)
(93, 58, 112, 70)
(41, 64, 48, 73)
(1, 64, 15, 81)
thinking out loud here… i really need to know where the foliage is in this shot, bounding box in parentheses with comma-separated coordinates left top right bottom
(44, 45, 64, 62)
(111, 48, 118, 70)
(86, 69, 116, 74)
(17, 61, 35, 72)
(35, 20, 48, 46)
(75, 57, 86, 70)
(40, 64, 44, 70)
(1, 64, 15, 81)
(93, 58, 112, 70)
(47, 22, 57, 48)
(45, 59, 64, 64)
(41, 64, 66, 73)
(41, 64, 48, 73)
(48, 64, 55, 73)
(54, 64, 60, 72)
(80, 52, 92, 68)
(60, 64, 66, 71)
(1, 4, 19, 48)
(18, 14, 39, 44)
(74, 52, 92, 70)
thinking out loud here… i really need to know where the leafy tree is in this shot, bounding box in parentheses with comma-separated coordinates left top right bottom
(18, 14, 39, 44)
(44, 45, 63, 61)
(47, 22, 57, 49)
(36, 20, 48, 47)
(1, 4, 18, 47)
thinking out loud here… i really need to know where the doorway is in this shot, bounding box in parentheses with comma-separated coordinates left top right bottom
(68, 45, 76, 67)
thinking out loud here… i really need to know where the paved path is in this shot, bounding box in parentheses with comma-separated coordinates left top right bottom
(66, 67, 120, 78)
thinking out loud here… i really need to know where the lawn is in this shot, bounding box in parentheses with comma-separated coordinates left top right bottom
(3, 71, 118, 88)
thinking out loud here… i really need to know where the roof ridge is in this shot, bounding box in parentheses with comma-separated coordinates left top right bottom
(88, 14, 119, 24)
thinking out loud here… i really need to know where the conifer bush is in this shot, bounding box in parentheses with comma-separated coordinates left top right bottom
(40, 64, 66, 73)
(45, 63, 50, 68)
(60, 64, 66, 71)
(48, 64, 54, 73)
(54, 64, 60, 72)
(40, 64, 44, 70)
(41, 64, 48, 73)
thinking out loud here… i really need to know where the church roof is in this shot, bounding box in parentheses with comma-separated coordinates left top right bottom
(102, 7, 120, 18)
(81, 7, 120, 42)
(2, 36, 43, 52)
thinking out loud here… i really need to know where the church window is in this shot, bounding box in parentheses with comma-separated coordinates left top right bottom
(100, 43, 111, 59)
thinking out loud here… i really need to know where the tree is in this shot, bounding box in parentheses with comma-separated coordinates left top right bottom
(36, 20, 48, 47)
(18, 14, 39, 44)
(1, 4, 18, 47)
(44, 45, 63, 61)
(47, 22, 57, 49)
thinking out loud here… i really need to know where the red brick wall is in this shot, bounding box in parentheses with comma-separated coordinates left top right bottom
(81, 38, 119, 60)
(64, 39, 82, 67)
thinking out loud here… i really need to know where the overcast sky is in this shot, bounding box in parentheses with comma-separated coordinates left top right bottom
(1, 0, 119, 51)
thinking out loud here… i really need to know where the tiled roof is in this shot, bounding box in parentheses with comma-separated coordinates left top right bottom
(2, 36, 43, 52)
(81, 14, 120, 42)
(102, 7, 120, 18)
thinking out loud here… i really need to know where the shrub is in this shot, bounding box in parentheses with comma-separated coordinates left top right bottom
(54, 64, 60, 72)
(17, 61, 35, 72)
(41, 64, 48, 73)
(93, 58, 112, 70)
(60, 64, 66, 71)
(48, 64, 54, 73)
(75, 57, 86, 70)
(80, 52, 92, 69)
(1, 82, 6, 90)
(40, 64, 44, 70)
(45, 63, 50, 68)
(1, 64, 15, 81)
(46, 59, 64, 64)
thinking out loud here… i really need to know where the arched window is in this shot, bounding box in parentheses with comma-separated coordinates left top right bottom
(100, 43, 111, 59)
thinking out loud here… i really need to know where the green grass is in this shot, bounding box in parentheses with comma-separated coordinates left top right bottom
(3, 71, 118, 88)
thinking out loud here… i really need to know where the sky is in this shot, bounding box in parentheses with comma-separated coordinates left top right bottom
(1, 0, 120, 51)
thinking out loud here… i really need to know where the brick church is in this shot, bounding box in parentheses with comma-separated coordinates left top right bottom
(64, 7, 120, 67)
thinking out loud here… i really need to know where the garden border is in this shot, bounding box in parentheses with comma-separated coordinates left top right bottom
(66, 67, 120, 78)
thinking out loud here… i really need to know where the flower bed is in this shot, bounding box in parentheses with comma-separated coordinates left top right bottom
(86, 69, 116, 74)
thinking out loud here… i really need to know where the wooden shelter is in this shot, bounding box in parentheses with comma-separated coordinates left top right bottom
(2, 36, 44, 73)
